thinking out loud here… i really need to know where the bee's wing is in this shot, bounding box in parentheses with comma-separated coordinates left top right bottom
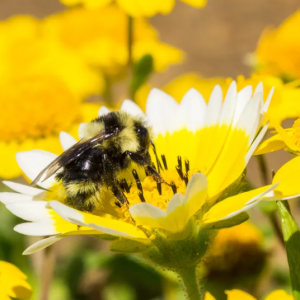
(31, 132, 116, 186)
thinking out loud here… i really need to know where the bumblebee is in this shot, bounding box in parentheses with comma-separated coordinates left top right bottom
(31, 111, 163, 212)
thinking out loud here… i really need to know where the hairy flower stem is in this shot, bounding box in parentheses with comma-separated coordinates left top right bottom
(176, 265, 202, 300)
(40, 246, 56, 300)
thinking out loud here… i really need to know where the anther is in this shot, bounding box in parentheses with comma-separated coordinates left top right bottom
(132, 169, 143, 193)
(138, 192, 146, 202)
(185, 159, 190, 174)
(171, 181, 177, 194)
(161, 154, 168, 170)
(176, 166, 184, 180)
(177, 156, 182, 170)
(157, 182, 162, 195)
(151, 141, 163, 172)
(183, 173, 189, 186)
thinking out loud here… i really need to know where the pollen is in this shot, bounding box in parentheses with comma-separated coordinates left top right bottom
(0, 75, 80, 142)
(115, 156, 196, 224)
(292, 117, 300, 148)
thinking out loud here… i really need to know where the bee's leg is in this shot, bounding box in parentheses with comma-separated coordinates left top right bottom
(110, 184, 128, 205)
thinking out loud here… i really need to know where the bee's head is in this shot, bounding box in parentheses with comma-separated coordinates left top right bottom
(134, 124, 150, 149)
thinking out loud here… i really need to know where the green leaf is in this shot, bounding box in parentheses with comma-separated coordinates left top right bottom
(110, 239, 151, 253)
(277, 200, 300, 300)
(130, 54, 153, 98)
(203, 212, 249, 230)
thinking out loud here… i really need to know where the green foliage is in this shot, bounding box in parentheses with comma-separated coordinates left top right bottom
(277, 200, 300, 300)
(130, 54, 153, 99)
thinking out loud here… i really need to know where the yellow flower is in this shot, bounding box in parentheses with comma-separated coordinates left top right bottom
(0, 15, 102, 99)
(0, 15, 104, 179)
(0, 75, 100, 179)
(204, 222, 265, 277)
(255, 117, 300, 156)
(59, 0, 206, 17)
(136, 73, 300, 126)
(43, 6, 183, 75)
(205, 289, 293, 300)
(0, 261, 32, 300)
(253, 10, 300, 81)
(1, 83, 299, 262)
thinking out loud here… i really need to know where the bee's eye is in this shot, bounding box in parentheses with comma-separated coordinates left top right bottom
(136, 126, 150, 149)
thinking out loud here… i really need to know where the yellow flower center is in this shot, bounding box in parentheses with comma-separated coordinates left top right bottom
(0, 75, 80, 142)
(292, 117, 300, 148)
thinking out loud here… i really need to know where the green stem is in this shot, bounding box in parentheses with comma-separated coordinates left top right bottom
(127, 15, 134, 100)
(176, 266, 202, 300)
(40, 246, 56, 300)
(256, 154, 269, 185)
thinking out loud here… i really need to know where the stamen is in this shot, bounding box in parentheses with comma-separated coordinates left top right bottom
(177, 156, 182, 170)
(151, 141, 163, 172)
(120, 178, 131, 193)
(183, 173, 189, 186)
(161, 154, 168, 170)
(185, 159, 190, 174)
(132, 169, 143, 193)
(176, 166, 184, 180)
(157, 181, 162, 195)
(171, 181, 177, 194)
(138, 192, 146, 202)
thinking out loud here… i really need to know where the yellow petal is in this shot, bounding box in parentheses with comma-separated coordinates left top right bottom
(204, 292, 217, 300)
(0, 261, 32, 300)
(264, 290, 293, 300)
(254, 133, 286, 155)
(203, 185, 275, 223)
(226, 290, 257, 300)
(273, 156, 300, 199)
(180, 0, 207, 8)
(273, 122, 299, 151)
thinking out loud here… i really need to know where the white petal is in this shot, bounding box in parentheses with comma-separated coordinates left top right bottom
(233, 85, 253, 125)
(129, 202, 167, 219)
(146, 88, 178, 136)
(166, 194, 184, 214)
(78, 122, 88, 139)
(2, 181, 43, 196)
(245, 122, 269, 164)
(183, 173, 207, 205)
(23, 235, 64, 255)
(219, 81, 237, 125)
(6, 201, 50, 222)
(49, 201, 85, 226)
(0, 193, 33, 205)
(98, 106, 110, 117)
(179, 88, 207, 131)
(235, 92, 262, 139)
(16, 150, 58, 189)
(254, 82, 263, 96)
(205, 85, 222, 126)
(121, 99, 145, 117)
(59, 132, 77, 151)
(87, 223, 134, 237)
(263, 87, 274, 113)
(15, 222, 56, 236)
